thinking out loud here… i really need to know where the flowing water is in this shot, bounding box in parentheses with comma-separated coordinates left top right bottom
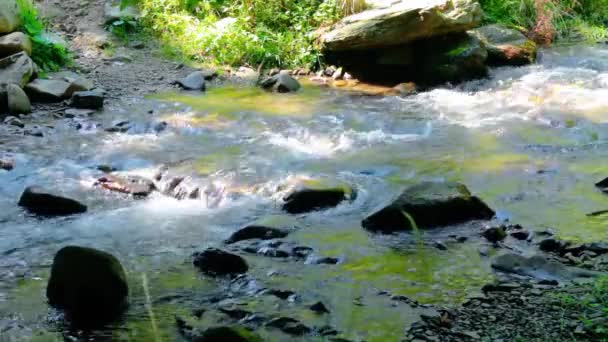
(1, 45, 608, 341)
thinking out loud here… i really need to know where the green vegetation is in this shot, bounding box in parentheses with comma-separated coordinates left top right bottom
(16, 0, 70, 71)
(479, 0, 608, 43)
(121, 0, 365, 68)
(557, 276, 608, 339)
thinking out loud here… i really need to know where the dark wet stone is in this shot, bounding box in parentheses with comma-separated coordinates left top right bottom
(96, 174, 156, 197)
(266, 289, 296, 300)
(292, 246, 314, 258)
(482, 226, 507, 243)
(433, 241, 448, 250)
(510, 229, 530, 240)
(105, 120, 132, 133)
(317, 325, 339, 335)
(97, 164, 117, 173)
(47, 246, 128, 327)
(18, 186, 87, 216)
(595, 177, 608, 192)
(260, 73, 301, 93)
(491, 253, 600, 281)
(283, 188, 348, 214)
(175, 71, 206, 91)
(266, 317, 311, 336)
(313, 256, 340, 265)
(0, 158, 14, 171)
(310, 301, 330, 314)
(539, 238, 566, 253)
(193, 326, 263, 342)
(193, 248, 248, 276)
(193, 308, 205, 318)
(70, 90, 104, 109)
(218, 307, 252, 320)
(225, 225, 289, 244)
(482, 282, 520, 293)
(362, 182, 494, 233)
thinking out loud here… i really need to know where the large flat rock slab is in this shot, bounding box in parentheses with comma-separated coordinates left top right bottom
(321, 0, 482, 51)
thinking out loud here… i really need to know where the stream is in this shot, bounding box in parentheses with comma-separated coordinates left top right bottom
(1, 44, 608, 341)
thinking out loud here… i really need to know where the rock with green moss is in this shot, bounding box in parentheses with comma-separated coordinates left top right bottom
(0, 52, 35, 87)
(0, 32, 32, 58)
(362, 181, 495, 233)
(470, 24, 537, 66)
(0, 0, 21, 34)
(6, 83, 30, 114)
(193, 326, 263, 342)
(47, 246, 129, 327)
(321, 0, 482, 51)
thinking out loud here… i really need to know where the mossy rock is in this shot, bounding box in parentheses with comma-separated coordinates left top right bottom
(0, 0, 21, 34)
(362, 181, 495, 233)
(470, 24, 537, 66)
(47, 246, 128, 327)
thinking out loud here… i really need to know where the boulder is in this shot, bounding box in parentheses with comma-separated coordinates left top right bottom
(0, 52, 35, 87)
(327, 32, 488, 85)
(70, 90, 104, 109)
(470, 24, 537, 66)
(283, 187, 352, 214)
(18, 186, 87, 216)
(193, 248, 248, 276)
(0, 0, 21, 34)
(225, 225, 289, 244)
(0, 32, 32, 58)
(175, 71, 206, 91)
(193, 326, 263, 342)
(47, 71, 95, 95)
(95, 174, 156, 197)
(321, 0, 482, 51)
(260, 73, 301, 93)
(234, 67, 259, 84)
(47, 246, 128, 326)
(362, 181, 494, 233)
(0, 158, 15, 171)
(25, 79, 72, 102)
(6, 83, 31, 114)
(491, 253, 601, 281)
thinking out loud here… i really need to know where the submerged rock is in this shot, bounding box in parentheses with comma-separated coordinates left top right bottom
(310, 301, 330, 314)
(193, 248, 249, 276)
(47, 246, 128, 326)
(175, 71, 207, 91)
(321, 0, 482, 51)
(225, 225, 289, 244)
(470, 24, 537, 66)
(595, 177, 608, 193)
(18, 186, 87, 216)
(260, 73, 301, 93)
(0, 32, 32, 58)
(0, 157, 14, 171)
(96, 174, 156, 197)
(266, 317, 312, 336)
(283, 186, 352, 214)
(193, 326, 263, 342)
(491, 253, 601, 281)
(362, 181, 494, 233)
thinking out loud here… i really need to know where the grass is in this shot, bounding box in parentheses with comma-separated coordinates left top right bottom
(16, 0, 70, 71)
(557, 276, 608, 339)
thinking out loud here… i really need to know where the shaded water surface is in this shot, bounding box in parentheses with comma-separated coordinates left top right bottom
(1, 45, 608, 341)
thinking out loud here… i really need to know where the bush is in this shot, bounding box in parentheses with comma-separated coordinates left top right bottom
(122, 0, 366, 69)
(16, 0, 70, 71)
(479, 0, 608, 43)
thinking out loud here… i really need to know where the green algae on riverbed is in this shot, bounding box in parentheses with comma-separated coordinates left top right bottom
(148, 85, 325, 117)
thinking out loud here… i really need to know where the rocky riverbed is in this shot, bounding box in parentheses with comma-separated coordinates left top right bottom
(2, 0, 608, 341)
